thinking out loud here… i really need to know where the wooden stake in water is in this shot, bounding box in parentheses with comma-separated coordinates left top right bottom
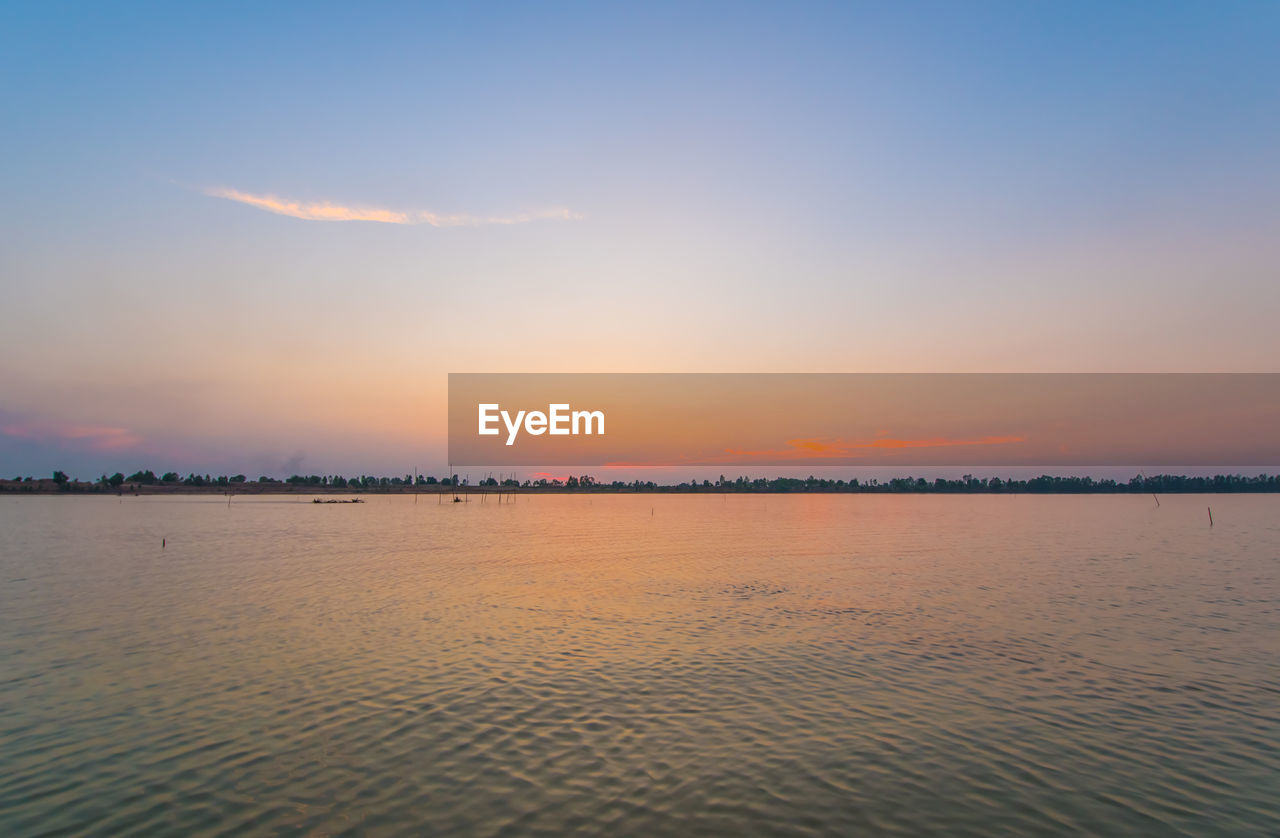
(1208, 506, 1214, 527)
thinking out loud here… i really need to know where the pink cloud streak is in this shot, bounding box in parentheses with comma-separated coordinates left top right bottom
(1, 422, 142, 451)
(204, 187, 582, 227)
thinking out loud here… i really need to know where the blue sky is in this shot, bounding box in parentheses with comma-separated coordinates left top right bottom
(2, 1, 1278, 478)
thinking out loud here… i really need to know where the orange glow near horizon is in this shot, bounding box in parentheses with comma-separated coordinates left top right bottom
(722, 435, 1028, 461)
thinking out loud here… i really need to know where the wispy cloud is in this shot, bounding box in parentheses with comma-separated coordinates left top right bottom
(204, 187, 582, 227)
(1, 421, 141, 451)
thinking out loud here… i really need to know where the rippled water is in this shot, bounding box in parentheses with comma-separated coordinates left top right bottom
(1, 493, 1278, 836)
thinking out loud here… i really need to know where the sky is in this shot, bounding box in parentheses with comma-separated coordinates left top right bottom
(2, 1, 1278, 479)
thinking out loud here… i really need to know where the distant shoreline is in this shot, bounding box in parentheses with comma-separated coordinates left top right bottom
(5, 474, 1280, 496)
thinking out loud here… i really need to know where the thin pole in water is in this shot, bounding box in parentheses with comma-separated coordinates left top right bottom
(1208, 506, 1214, 527)
(1140, 471, 1158, 507)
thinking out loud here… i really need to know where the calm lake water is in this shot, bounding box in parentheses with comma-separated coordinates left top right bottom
(1, 493, 1277, 836)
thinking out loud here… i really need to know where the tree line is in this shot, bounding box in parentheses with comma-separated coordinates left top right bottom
(7, 470, 1280, 493)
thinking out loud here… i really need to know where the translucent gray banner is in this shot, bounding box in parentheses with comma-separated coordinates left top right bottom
(448, 373, 1280, 467)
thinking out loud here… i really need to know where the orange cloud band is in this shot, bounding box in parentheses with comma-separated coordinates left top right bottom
(723, 435, 1027, 461)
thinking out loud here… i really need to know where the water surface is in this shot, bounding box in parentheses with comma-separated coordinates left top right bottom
(1, 494, 1277, 835)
